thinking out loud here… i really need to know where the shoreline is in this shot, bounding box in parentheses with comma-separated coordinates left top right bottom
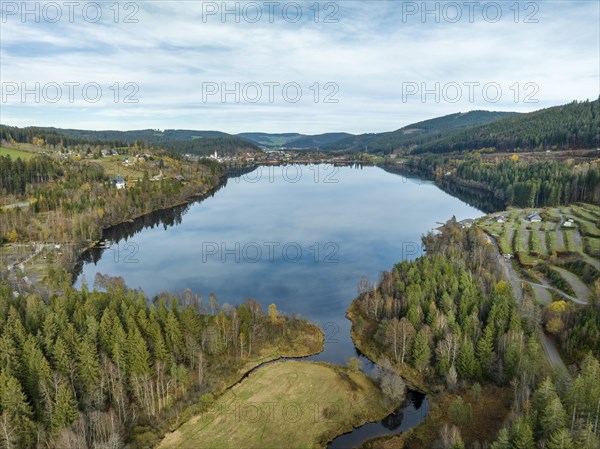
(68, 173, 230, 284)
(346, 300, 429, 394)
(160, 359, 399, 449)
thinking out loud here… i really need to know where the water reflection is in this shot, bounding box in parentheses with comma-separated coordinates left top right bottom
(327, 390, 429, 449)
(74, 165, 482, 447)
(380, 164, 504, 213)
(75, 165, 483, 365)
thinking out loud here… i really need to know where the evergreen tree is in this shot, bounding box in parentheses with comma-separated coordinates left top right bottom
(540, 397, 568, 440)
(412, 329, 431, 372)
(51, 383, 78, 435)
(490, 428, 511, 449)
(545, 429, 574, 449)
(512, 418, 535, 449)
(457, 337, 478, 380)
(0, 370, 35, 448)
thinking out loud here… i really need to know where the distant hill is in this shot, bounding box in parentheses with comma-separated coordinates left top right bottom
(281, 132, 354, 149)
(411, 98, 600, 154)
(38, 128, 232, 143)
(236, 132, 303, 147)
(0, 126, 260, 156)
(2, 99, 597, 156)
(237, 132, 354, 149)
(324, 111, 519, 152)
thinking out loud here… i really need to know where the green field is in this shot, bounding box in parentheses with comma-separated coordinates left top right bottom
(529, 230, 545, 255)
(478, 204, 599, 302)
(159, 361, 393, 449)
(94, 157, 146, 179)
(0, 146, 36, 160)
(571, 204, 600, 223)
(498, 228, 513, 255)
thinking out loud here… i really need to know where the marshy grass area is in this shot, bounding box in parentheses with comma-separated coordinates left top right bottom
(159, 360, 394, 449)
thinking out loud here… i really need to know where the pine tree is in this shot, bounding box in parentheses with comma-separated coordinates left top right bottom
(476, 328, 494, 376)
(512, 418, 535, 449)
(574, 423, 600, 449)
(545, 428, 574, 449)
(76, 338, 100, 398)
(490, 428, 511, 449)
(412, 329, 431, 372)
(457, 337, 478, 380)
(540, 397, 567, 439)
(0, 370, 34, 448)
(51, 383, 78, 435)
(126, 328, 151, 376)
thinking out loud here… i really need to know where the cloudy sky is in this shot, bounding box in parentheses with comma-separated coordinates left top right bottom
(1, 1, 598, 134)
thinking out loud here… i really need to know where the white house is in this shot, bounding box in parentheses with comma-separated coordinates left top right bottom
(525, 213, 542, 223)
(115, 176, 126, 190)
(459, 218, 475, 228)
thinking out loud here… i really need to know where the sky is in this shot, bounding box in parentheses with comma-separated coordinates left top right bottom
(1, 0, 599, 134)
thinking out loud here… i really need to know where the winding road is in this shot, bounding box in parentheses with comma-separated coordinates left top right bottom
(484, 233, 569, 374)
(524, 279, 588, 305)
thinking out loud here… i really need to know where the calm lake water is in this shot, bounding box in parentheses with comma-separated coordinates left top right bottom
(76, 165, 483, 364)
(75, 165, 482, 446)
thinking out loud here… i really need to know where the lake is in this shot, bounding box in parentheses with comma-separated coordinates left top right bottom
(75, 164, 483, 364)
(75, 164, 483, 446)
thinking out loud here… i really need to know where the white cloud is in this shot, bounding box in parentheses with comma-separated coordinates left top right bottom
(1, 0, 598, 133)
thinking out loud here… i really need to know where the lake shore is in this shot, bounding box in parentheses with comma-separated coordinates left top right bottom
(159, 360, 397, 449)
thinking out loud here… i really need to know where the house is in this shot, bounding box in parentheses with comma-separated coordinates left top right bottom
(175, 175, 186, 182)
(525, 213, 542, 223)
(496, 216, 507, 223)
(563, 218, 574, 227)
(101, 149, 110, 157)
(115, 176, 126, 190)
(459, 218, 474, 228)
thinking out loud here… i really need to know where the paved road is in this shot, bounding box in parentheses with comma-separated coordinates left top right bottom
(523, 280, 588, 305)
(484, 233, 569, 373)
(529, 283, 552, 305)
(538, 332, 567, 372)
(550, 266, 591, 304)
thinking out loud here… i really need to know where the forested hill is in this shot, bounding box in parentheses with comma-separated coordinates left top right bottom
(0, 125, 260, 156)
(324, 110, 518, 152)
(38, 128, 231, 143)
(236, 132, 354, 149)
(412, 98, 600, 154)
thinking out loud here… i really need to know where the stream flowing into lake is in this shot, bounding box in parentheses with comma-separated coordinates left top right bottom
(75, 165, 485, 447)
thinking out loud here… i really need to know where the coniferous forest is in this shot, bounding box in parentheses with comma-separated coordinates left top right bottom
(349, 220, 600, 448)
(0, 280, 321, 449)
